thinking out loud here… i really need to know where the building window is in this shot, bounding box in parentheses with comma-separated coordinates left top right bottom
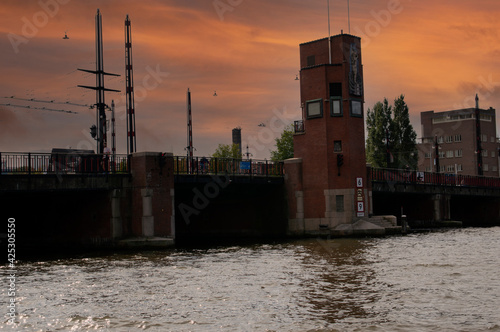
(440, 165, 445, 172)
(446, 135, 453, 143)
(446, 165, 455, 172)
(307, 55, 315, 67)
(330, 98, 343, 116)
(438, 151, 445, 158)
(446, 151, 454, 158)
(484, 164, 489, 172)
(455, 134, 462, 142)
(457, 164, 463, 172)
(424, 152, 431, 159)
(493, 166, 498, 172)
(491, 151, 496, 158)
(455, 149, 462, 157)
(437, 136, 444, 144)
(482, 134, 487, 142)
(329, 83, 342, 97)
(482, 150, 488, 158)
(425, 166, 432, 172)
(333, 140, 342, 152)
(306, 99, 323, 119)
(350, 100, 363, 117)
(492, 137, 496, 143)
(336, 195, 344, 212)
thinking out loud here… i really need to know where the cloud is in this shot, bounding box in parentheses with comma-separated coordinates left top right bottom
(1, 0, 500, 156)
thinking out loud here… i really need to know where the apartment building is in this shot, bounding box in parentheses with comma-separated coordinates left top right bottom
(417, 99, 500, 177)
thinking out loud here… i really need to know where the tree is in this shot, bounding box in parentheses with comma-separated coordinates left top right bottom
(392, 95, 418, 169)
(366, 95, 418, 169)
(366, 98, 392, 168)
(270, 124, 294, 161)
(211, 143, 241, 159)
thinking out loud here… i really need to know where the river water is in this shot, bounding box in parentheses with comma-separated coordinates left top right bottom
(2, 227, 500, 331)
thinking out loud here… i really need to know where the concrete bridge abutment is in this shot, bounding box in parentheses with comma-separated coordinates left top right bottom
(128, 152, 175, 239)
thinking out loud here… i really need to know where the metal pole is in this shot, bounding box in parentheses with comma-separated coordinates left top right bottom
(327, 0, 331, 64)
(111, 100, 116, 171)
(125, 14, 136, 155)
(187, 88, 194, 174)
(347, 0, 350, 34)
(475, 94, 483, 176)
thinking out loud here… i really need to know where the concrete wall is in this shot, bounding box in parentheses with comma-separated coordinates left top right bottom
(0, 152, 176, 255)
(129, 152, 174, 238)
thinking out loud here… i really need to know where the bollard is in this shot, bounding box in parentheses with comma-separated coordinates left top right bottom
(401, 214, 408, 233)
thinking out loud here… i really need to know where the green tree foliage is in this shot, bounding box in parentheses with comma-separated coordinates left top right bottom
(366, 99, 392, 168)
(392, 95, 418, 169)
(270, 124, 294, 161)
(211, 143, 241, 159)
(366, 95, 418, 169)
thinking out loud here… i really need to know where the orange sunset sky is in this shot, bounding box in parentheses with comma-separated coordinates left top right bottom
(1, 0, 500, 159)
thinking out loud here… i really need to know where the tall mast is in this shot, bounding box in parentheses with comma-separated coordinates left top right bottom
(475, 94, 483, 175)
(111, 99, 116, 165)
(78, 9, 120, 154)
(125, 14, 137, 154)
(186, 88, 194, 172)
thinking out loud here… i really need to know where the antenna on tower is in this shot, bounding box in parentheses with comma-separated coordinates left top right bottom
(327, 0, 332, 64)
(347, 0, 351, 33)
(125, 14, 137, 154)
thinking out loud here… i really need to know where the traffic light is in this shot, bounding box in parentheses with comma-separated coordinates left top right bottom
(337, 154, 344, 167)
(90, 125, 97, 139)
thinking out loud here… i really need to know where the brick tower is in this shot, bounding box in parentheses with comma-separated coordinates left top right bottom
(285, 33, 370, 234)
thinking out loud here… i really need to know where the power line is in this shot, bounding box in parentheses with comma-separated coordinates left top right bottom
(0, 103, 78, 114)
(2, 96, 91, 108)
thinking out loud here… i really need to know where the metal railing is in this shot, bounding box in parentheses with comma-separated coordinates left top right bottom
(174, 156, 284, 177)
(0, 152, 129, 175)
(371, 168, 500, 188)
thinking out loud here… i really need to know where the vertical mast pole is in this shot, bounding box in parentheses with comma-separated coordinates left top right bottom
(327, 0, 331, 64)
(125, 14, 136, 155)
(187, 88, 193, 173)
(475, 94, 483, 175)
(111, 99, 116, 168)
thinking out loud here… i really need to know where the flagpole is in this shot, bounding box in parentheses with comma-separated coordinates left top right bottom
(347, 0, 350, 33)
(327, 0, 331, 64)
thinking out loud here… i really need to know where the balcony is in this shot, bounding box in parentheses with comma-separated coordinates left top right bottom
(294, 120, 305, 134)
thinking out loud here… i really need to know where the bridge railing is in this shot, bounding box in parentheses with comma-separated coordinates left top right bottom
(371, 167, 500, 188)
(0, 152, 129, 175)
(174, 156, 284, 177)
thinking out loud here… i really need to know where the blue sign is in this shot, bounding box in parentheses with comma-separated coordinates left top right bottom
(240, 161, 251, 170)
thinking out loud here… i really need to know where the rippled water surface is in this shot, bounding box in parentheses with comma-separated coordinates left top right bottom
(3, 227, 500, 331)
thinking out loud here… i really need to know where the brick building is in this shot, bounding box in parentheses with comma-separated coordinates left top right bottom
(285, 33, 370, 233)
(417, 97, 500, 177)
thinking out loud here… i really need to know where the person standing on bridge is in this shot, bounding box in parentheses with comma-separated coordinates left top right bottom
(102, 142, 111, 172)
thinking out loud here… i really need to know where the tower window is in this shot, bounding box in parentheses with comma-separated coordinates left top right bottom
(330, 98, 342, 116)
(329, 83, 342, 97)
(307, 55, 315, 67)
(334, 140, 342, 152)
(350, 100, 363, 117)
(306, 99, 323, 119)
